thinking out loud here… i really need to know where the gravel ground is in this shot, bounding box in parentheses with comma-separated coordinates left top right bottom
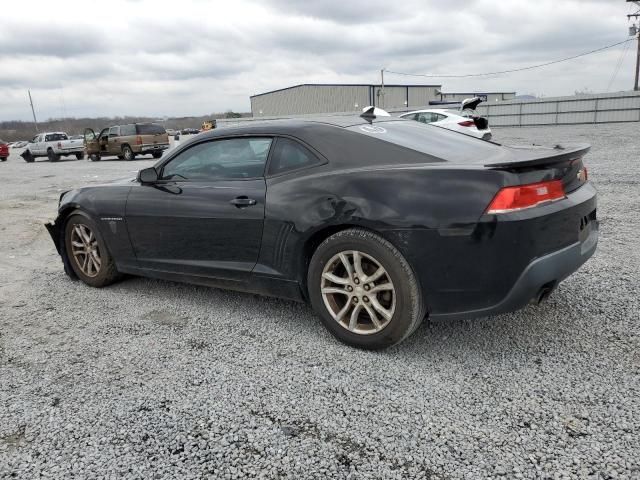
(0, 124, 638, 479)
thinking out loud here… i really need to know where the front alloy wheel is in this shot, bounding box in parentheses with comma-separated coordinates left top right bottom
(321, 250, 395, 334)
(70, 223, 101, 277)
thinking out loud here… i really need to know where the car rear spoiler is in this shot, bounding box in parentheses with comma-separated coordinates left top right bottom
(485, 144, 591, 169)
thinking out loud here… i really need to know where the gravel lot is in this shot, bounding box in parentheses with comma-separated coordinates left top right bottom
(1, 124, 638, 479)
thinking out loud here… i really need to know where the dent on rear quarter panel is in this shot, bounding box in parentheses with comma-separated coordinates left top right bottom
(261, 163, 506, 286)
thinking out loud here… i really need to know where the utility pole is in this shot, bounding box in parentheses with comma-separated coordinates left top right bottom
(28, 90, 39, 133)
(380, 69, 385, 108)
(628, 1, 640, 90)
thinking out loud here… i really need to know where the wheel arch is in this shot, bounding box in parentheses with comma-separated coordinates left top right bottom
(298, 223, 384, 300)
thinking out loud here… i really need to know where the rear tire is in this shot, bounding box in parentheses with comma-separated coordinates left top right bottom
(122, 145, 135, 161)
(22, 150, 34, 163)
(47, 149, 60, 162)
(64, 214, 120, 288)
(307, 228, 425, 349)
(75, 152, 85, 160)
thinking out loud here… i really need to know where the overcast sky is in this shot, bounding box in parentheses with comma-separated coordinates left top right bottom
(1, 0, 637, 121)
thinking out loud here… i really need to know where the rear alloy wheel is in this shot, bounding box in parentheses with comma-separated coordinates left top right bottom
(47, 149, 60, 162)
(64, 214, 120, 287)
(308, 228, 425, 349)
(320, 251, 396, 335)
(122, 145, 135, 161)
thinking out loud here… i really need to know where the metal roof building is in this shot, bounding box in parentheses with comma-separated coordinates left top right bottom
(250, 84, 517, 116)
(250, 83, 443, 116)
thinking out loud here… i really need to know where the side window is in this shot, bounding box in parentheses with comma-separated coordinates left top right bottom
(108, 126, 119, 137)
(416, 113, 433, 123)
(434, 113, 447, 122)
(120, 125, 136, 136)
(161, 137, 272, 181)
(267, 138, 322, 175)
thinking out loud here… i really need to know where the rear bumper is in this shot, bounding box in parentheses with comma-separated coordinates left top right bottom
(135, 143, 169, 153)
(429, 219, 598, 321)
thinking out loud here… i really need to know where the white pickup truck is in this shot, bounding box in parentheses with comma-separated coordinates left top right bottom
(21, 132, 85, 163)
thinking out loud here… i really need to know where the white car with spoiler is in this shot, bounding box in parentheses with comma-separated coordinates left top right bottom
(399, 97, 492, 140)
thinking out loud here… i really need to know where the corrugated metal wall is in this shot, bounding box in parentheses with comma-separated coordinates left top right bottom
(251, 85, 372, 116)
(476, 91, 640, 126)
(250, 84, 442, 116)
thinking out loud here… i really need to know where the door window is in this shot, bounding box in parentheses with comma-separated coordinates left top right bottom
(108, 126, 119, 137)
(416, 112, 438, 123)
(267, 138, 322, 175)
(161, 137, 272, 181)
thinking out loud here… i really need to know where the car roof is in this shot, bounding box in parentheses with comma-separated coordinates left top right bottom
(197, 115, 408, 138)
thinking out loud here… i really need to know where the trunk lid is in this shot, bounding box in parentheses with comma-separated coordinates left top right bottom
(485, 144, 590, 193)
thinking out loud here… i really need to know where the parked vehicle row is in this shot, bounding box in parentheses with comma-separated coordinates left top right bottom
(3, 123, 169, 163)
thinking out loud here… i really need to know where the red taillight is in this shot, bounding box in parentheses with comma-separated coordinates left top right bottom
(485, 180, 565, 214)
(458, 120, 475, 127)
(136, 135, 143, 145)
(57, 142, 62, 148)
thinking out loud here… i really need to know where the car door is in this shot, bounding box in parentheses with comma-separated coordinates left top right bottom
(107, 126, 120, 155)
(84, 128, 99, 155)
(125, 136, 273, 280)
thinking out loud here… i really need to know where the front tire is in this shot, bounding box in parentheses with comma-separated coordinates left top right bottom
(90, 153, 101, 162)
(0, 157, 6, 162)
(47, 149, 60, 162)
(75, 152, 85, 160)
(307, 228, 425, 349)
(64, 214, 120, 287)
(152, 151, 163, 159)
(122, 145, 135, 161)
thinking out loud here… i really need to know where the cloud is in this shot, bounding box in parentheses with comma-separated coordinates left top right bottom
(0, 0, 635, 120)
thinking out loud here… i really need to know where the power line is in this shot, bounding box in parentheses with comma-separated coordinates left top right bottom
(384, 39, 634, 78)
(606, 39, 631, 91)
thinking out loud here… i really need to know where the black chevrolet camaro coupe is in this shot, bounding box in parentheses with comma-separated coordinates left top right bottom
(46, 114, 598, 349)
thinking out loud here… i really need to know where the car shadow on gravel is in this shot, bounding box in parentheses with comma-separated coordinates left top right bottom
(104, 273, 597, 363)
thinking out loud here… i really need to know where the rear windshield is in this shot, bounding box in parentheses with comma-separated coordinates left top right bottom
(45, 133, 68, 142)
(136, 124, 166, 135)
(347, 120, 500, 162)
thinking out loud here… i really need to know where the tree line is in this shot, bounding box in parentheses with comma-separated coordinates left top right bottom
(0, 111, 247, 142)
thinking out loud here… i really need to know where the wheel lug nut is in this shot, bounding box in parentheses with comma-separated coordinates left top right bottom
(364, 284, 370, 291)
(352, 297, 358, 303)
(363, 296, 369, 302)
(347, 286, 353, 292)
(354, 278, 359, 284)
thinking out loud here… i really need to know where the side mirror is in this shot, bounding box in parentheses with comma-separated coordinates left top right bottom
(138, 167, 158, 184)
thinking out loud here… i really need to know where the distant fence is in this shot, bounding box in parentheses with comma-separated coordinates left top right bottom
(476, 91, 640, 127)
(217, 90, 640, 128)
